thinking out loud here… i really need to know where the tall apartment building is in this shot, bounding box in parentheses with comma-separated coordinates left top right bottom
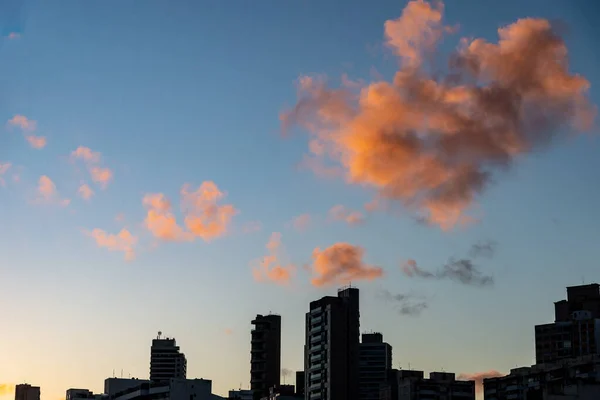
(359, 333, 392, 400)
(535, 284, 600, 364)
(305, 287, 360, 400)
(150, 333, 187, 382)
(483, 355, 600, 400)
(250, 314, 281, 399)
(380, 370, 474, 400)
(15, 384, 40, 400)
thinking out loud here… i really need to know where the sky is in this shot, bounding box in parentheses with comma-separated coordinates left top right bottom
(1, 0, 599, 399)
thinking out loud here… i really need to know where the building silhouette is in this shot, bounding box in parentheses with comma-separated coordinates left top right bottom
(535, 284, 600, 364)
(250, 314, 281, 399)
(295, 371, 304, 396)
(359, 332, 392, 400)
(150, 333, 187, 382)
(15, 384, 40, 400)
(380, 370, 474, 400)
(304, 286, 360, 400)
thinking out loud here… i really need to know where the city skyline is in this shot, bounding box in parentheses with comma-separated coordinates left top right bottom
(1, 0, 599, 399)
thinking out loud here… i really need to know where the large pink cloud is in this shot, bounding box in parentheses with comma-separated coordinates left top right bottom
(309, 243, 383, 287)
(281, 0, 595, 230)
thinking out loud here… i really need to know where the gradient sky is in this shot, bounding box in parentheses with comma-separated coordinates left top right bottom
(1, 1, 599, 399)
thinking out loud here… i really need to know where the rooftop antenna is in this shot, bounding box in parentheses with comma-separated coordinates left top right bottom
(121, 369, 123, 378)
(408, 362, 411, 370)
(157, 331, 162, 339)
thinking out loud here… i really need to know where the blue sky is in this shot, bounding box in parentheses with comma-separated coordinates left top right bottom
(1, 0, 599, 399)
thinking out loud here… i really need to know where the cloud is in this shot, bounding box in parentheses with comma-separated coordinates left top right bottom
(381, 289, 428, 316)
(458, 370, 504, 393)
(71, 146, 113, 189)
(78, 184, 94, 200)
(25, 135, 47, 149)
(115, 213, 126, 223)
(0, 163, 11, 186)
(143, 193, 192, 242)
(35, 175, 70, 206)
(90, 167, 113, 188)
(401, 241, 495, 287)
(328, 205, 365, 225)
(7, 32, 20, 40)
(252, 232, 295, 285)
(309, 243, 383, 287)
(291, 213, 312, 231)
(0, 384, 14, 395)
(7, 115, 36, 131)
(224, 328, 233, 335)
(87, 228, 137, 261)
(281, 0, 595, 230)
(180, 181, 238, 241)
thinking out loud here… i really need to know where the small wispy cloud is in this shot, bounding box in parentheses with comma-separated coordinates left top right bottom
(86, 228, 137, 261)
(0, 163, 12, 186)
(7, 32, 20, 40)
(71, 146, 114, 189)
(252, 232, 295, 285)
(35, 175, 70, 206)
(242, 220, 262, 233)
(328, 204, 365, 225)
(291, 213, 311, 231)
(7, 115, 36, 131)
(25, 135, 47, 149)
(78, 184, 94, 200)
(0, 383, 14, 395)
(381, 289, 428, 316)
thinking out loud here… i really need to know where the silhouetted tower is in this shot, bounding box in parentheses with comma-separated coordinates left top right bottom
(250, 314, 281, 399)
(150, 332, 187, 382)
(15, 385, 40, 400)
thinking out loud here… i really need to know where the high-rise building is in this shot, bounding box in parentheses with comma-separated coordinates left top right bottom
(305, 286, 360, 400)
(150, 333, 187, 382)
(15, 384, 40, 400)
(359, 333, 392, 400)
(295, 371, 304, 396)
(250, 314, 281, 399)
(535, 284, 600, 364)
(380, 370, 474, 400)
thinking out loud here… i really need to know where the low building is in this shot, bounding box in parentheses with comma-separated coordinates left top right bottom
(15, 384, 40, 400)
(259, 385, 302, 400)
(380, 370, 475, 400)
(109, 378, 223, 400)
(359, 333, 392, 400)
(227, 389, 253, 400)
(483, 355, 600, 400)
(66, 389, 107, 400)
(105, 379, 150, 399)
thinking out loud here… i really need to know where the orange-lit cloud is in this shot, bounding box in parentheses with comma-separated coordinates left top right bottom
(25, 135, 47, 149)
(0, 384, 14, 395)
(36, 175, 70, 206)
(78, 184, 94, 200)
(458, 370, 504, 393)
(115, 213, 126, 223)
(7, 115, 36, 131)
(291, 213, 312, 231)
(143, 193, 192, 242)
(328, 205, 365, 225)
(252, 232, 295, 285)
(71, 146, 101, 163)
(87, 228, 137, 261)
(309, 243, 383, 287)
(71, 146, 114, 189)
(281, 0, 595, 230)
(180, 181, 238, 241)
(0, 163, 11, 186)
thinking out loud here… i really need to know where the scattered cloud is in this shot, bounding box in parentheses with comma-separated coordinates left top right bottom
(71, 146, 113, 189)
(0, 163, 11, 186)
(281, 0, 595, 230)
(291, 213, 312, 231)
(25, 135, 47, 149)
(309, 243, 383, 287)
(181, 182, 238, 241)
(7, 32, 20, 40)
(242, 220, 262, 233)
(7, 115, 36, 131)
(224, 328, 233, 335)
(86, 228, 137, 261)
(35, 175, 70, 206)
(458, 370, 504, 393)
(143, 193, 192, 242)
(469, 240, 496, 259)
(252, 232, 295, 285)
(0, 384, 14, 395)
(78, 184, 94, 200)
(381, 289, 428, 316)
(328, 205, 365, 225)
(115, 213, 126, 223)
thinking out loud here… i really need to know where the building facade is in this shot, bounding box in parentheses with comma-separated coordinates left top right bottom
(15, 384, 40, 400)
(250, 314, 281, 399)
(150, 334, 187, 382)
(359, 333, 392, 400)
(535, 284, 600, 364)
(109, 378, 221, 400)
(66, 389, 107, 400)
(380, 370, 474, 400)
(304, 287, 360, 400)
(483, 355, 600, 400)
